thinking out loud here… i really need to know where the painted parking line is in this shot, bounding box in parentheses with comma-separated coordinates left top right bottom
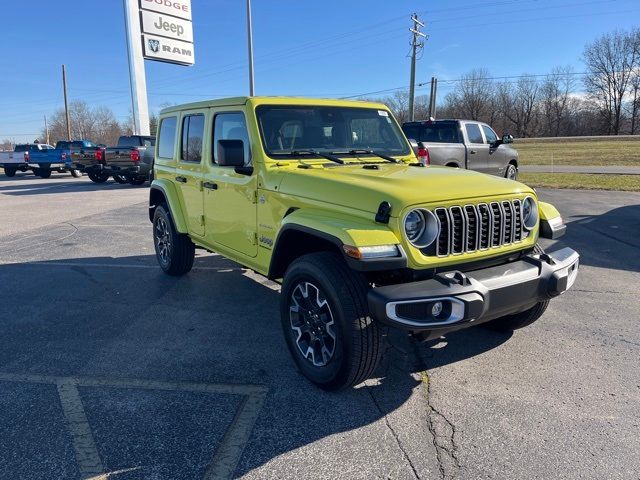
(0, 372, 268, 480)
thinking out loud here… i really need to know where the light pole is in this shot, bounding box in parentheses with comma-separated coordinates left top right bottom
(247, 0, 255, 96)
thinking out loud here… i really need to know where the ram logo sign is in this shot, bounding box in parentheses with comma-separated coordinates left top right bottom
(142, 35, 195, 65)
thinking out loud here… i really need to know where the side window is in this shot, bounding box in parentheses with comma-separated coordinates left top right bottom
(181, 114, 205, 163)
(465, 123, 484, 144)
(482, 125, 498, 144)
(158, 116, 177, 158)
(213, 112, 251, 165)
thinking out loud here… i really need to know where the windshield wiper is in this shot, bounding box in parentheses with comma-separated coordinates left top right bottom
(287, 150, 345, 165)
(336, 149, 399, 163)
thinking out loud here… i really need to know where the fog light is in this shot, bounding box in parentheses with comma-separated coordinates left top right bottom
(431, 301, 443, 317)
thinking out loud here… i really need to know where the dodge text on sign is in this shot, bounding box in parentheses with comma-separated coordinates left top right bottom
(139, 0, 192, 21)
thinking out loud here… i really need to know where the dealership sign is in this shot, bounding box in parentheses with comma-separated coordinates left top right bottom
(139, 0, 194, 65)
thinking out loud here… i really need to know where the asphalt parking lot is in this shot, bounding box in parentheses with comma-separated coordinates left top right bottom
(0, 172, 638, 480)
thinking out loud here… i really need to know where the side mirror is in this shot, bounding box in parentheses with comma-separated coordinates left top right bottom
(502, 134, 514, 144)
(408, 138, 420, 156)
(217, 139, 244, 167)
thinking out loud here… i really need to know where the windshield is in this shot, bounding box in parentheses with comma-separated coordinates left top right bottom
(256, 105, 410, 158)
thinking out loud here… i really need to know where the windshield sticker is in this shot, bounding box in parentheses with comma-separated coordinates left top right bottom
(378, 110, 389, 117)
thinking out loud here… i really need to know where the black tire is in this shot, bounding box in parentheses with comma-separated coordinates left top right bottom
(113, 175, 128, 184)
(4, 168, 16, 177)
(153, 204, 195, 276)
(483, 244, 548, 331)
(37, 169, 52, 178)
(280, 252, 385, 390)
(128, 176, 146, 186)
(70, 169, 82, 178)
(88, 172, 109, 183)
(505, 163, 518, 180)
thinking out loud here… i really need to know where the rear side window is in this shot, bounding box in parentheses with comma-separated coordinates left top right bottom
(213, 112, 250, 165)
(158, 116, 177, 158)
(465, 124, 484, 144)
(181, 114, 205, 163)
(482, 125, 498, 144)
(406, 123, 460, 143)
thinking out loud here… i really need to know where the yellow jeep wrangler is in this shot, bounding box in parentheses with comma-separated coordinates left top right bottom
(149, 96, 579, 390)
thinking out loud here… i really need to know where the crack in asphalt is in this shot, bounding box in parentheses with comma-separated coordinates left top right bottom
(415, 343, 461, 480)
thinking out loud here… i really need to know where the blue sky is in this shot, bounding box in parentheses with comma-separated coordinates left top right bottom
(2, 0, 639, 143)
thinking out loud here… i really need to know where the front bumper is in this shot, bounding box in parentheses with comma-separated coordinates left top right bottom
(368, 247, 579, 333)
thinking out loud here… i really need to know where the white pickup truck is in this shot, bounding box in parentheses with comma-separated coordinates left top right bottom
(0, 143, 55, 177)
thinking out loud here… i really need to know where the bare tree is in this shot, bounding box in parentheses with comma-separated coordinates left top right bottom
(445, 68, 495, 121)
(496, 75, 539, 137)
(43, 101, 125, 145)
(583, 28, 640, 134)
(1, 139, 14, 151)
(540, 66, 575, 136)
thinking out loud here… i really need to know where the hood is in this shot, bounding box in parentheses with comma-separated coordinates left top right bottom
(278, 163, 534, 215)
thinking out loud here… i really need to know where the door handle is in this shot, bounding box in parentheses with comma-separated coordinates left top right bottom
(203, 181, 218, 190)
(175, 175, 187, 183)
(469, 150, 477, 154)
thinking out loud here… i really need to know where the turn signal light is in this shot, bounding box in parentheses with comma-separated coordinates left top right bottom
(95, 150, 103, 161)
(130, 150, 140, 162)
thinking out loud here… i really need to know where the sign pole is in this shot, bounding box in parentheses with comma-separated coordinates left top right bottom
(123, 0, 150, 135)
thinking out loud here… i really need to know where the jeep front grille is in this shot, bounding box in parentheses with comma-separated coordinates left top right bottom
(432, 200, 525, 256)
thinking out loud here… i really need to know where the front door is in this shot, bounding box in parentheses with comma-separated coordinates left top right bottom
(482, 124, 505, 176)
(463, 122, 490, 173)
(203, 109, 258, 257)
(176, 111, 207, 236)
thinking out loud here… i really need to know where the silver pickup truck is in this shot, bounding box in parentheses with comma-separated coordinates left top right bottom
(402, 119, 519, 180)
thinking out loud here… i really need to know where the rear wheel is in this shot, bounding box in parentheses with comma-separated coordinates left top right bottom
(505, 163, 518, 180)
(37, 169, 52, 178)
(129, 176, 146, 186)
(70, 169, 82, 178)
(153, 204, 195, 276)
(88, 172, 109, 183)
(483, 244, 548, 331)
(280, 252, 385, 390)
(4, 168, 16, 177)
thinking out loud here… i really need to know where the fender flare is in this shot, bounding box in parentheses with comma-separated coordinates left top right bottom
(149, 179, 188, 233)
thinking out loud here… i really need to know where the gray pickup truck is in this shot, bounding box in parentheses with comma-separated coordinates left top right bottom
(402, 119, 519, 180)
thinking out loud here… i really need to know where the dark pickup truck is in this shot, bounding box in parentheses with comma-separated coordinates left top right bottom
(77, 135, 155, 185)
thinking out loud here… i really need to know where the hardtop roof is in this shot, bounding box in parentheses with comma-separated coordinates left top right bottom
(159, 96, 391, 115)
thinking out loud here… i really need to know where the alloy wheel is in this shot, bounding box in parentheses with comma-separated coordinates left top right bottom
(289, 281, 337, 367)
(155, 217, 172, 265)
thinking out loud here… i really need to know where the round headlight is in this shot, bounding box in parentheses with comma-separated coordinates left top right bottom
(522, 196, 538, 230)
(404, 209, 440, 248)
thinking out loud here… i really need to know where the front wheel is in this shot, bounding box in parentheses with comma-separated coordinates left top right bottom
(505, 163, 518, 180)
(4, 168, 16, 177)
(153, 204, 195, 276)
(280, 252, 385, 390)
(36, 169, 52, 178)
(88, 172, 109, 183)
(70, 169, 82, 178)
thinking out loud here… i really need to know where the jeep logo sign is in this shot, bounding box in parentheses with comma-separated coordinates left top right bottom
(143, 34, 195, 65)
(140, 0, 191, 20)
(141, 10, 193, 42)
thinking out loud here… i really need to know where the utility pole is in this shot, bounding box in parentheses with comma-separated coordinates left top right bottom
(62, 64, 71, 141)
(408, 13, 426, 122)
(44, 115, 50, 145)
(246, 0, 255, 96)
(428, 76, 438, 119)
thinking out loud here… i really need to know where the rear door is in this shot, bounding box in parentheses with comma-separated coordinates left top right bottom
(462, 122, 490, 173)
(203, 108, 258, 257)
(176, 110, 207, 237)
